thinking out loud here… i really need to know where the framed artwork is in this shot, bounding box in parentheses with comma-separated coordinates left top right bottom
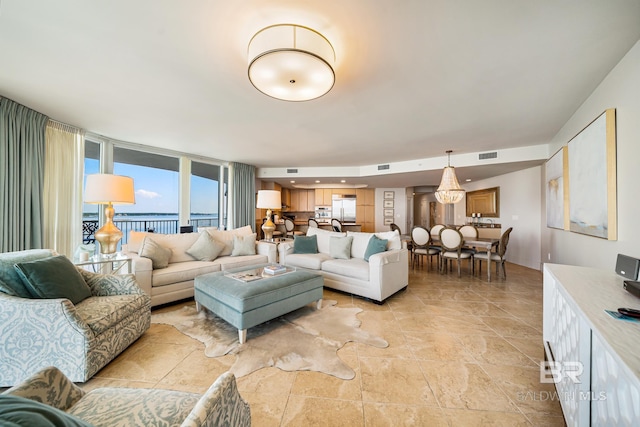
(384, 191, 394, 199)
(465, 187, 500, 217)
(568, 109, 617, 240)
(383, 200, 394, 208)
(383, 217, 393, 225)
(383, 209, 394, 217)
(545, 147, 568, 230)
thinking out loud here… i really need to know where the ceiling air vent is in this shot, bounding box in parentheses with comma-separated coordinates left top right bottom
(378, 164, 390, 171)
(479, 152, 498, 160)
(286, 169, 298, 174)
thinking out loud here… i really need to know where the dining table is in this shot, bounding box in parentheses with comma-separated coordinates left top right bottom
(431, 236, 500, 281)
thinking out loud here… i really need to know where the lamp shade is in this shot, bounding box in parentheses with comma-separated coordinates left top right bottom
(248, 24, 335, 102)
(84, 174, 135, 205)
(256, 190, 282, 209)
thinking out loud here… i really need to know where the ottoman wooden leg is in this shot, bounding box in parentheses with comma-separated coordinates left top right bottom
(316, 299, 323, 309)
(239, 329, 247, 344)
(196, 301, 201, 312)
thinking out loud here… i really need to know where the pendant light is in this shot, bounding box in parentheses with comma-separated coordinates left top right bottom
(434, 150, 465, 204)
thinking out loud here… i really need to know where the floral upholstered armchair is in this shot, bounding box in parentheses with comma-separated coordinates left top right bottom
(0, 366, 251, 426)
(0, 249, 150, 387)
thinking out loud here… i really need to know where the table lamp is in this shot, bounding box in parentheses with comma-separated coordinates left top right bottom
(256, 190, 281, 241)
(84, 174, 135, 256)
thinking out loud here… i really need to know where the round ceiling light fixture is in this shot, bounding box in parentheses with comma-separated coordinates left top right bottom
(248, 24, 335, 102)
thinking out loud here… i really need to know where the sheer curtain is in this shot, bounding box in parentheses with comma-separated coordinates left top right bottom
(228, 162, 255, 230)
(43, 121, 85, 258)
(0, 97, 48, 252)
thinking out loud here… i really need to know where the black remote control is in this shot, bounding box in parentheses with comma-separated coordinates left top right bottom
(618, 307, 640, 319)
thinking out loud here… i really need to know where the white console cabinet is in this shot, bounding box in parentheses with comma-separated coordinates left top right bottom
(543, 264, 640, 426)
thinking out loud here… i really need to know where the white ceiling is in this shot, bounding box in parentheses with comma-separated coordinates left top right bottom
(1, 0, 639, 189)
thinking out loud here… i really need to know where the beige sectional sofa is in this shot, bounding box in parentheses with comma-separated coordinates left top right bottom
(278, 227, 408, 303)
(122, 226, 276, 307)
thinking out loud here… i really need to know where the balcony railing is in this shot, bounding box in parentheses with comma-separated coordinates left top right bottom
(82, 217, 220, 245)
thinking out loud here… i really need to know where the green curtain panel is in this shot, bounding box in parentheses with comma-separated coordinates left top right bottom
(0, 97, 49, 252)
(230, 162, 255, 230)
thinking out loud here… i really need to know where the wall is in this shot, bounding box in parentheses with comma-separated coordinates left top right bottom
(453, 166, 543, 270)
(542, 40, 640, 271)
(375, 188, 407, 233)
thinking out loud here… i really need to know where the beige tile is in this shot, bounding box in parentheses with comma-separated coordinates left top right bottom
(443, 408, 531, 426)
(155, 350, 233, 393)
(524, 414, 567, 426)
(479, 316, 542, 339)
(355, 329, 411, 359)
(360, 357, 438, 406)
(457, 334, 538, 367)
(357, 310, 402, 333)
(235, 367, 296, 395)
(505, 336, 546, 364)
(364, 403, 450, 426)
(80, 377, 157, 392)
(290, 358, 362, 400)
(241, 391, 288, 427)
(404, 331, 475, 362)
(281, 396, 364, 427)
(420, 361, 519, 412)
(481, 364, 564, 416)
(395, 312, 496, 335)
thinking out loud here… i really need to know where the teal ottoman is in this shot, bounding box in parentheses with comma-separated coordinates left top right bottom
(194, 265, 324, 343)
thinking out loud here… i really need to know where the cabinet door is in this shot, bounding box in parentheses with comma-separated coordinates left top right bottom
(307, 190, 315, 211)
(365, 189, 375, 206)
(324, 189, 333, 205)
(290, 190, 299, 211)
(315, 189, 324, 206)
(299, 191, 308, 212)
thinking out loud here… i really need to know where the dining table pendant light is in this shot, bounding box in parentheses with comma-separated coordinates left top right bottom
(435, 150, 465, 204)
(248, 24, 336, 102)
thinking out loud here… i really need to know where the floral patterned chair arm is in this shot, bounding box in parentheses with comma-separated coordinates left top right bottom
(182, 372, 251, 427)
(2, 366, 85, 411)
(77, 269, 146, 297)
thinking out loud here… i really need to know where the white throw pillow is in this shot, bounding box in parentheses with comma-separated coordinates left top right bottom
(306, 227, 346, 255)
(231, 233, 257, 256)
(204, 225, 254, 256)
(375, 230, 402, 250)
(138, 237, 172, 269)
(330, 236, 353, 260)
(187, 232, 225, 261)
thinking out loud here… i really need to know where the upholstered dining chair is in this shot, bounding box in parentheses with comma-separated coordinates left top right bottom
(475, 227, 513, 279)
(430, 224, 445, 240)
(331, 218, 342, 232)
(390, 223, 402, 234)
(458, 224, 479, 256)
(308, 218, 319, 228)
(284, 218, 304, 238)
(439, 228, 474, 277)
(411, 226, 439, 270)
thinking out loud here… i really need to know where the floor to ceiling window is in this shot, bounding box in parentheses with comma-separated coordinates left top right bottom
(82, 139, 228, 246)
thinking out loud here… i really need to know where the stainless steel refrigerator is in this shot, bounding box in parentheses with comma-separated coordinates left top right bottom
(331, 194, 357, 223)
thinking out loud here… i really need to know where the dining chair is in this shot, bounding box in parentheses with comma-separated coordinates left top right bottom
(331, 218, 342, 232)
(308, 218, 319, 228)
(390, 223, 402, 234)
(439, 228, 473, 277)
(410, 226, 439, 270)
(284, 218, 304, 238)
(475, 227, 513, 279)
(458, 224, 479, 256)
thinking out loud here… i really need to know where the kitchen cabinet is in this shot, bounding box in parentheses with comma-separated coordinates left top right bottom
(355, 189, 375, 232)
(315, 189, 332, 206)
(289, 190, 315, 212)
(281, 188, 291, 211)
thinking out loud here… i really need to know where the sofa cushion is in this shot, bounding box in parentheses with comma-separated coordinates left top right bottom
(129, 231, 200, 264)
(285, 253, 333, 270)
(231, 234, 257, 256)
(293, 235, 318, 254)
(0, 249, 56, 298)
(152, 260, 222, 287)
(306, 227, 346, 255)
(14, 255, 92, 304)
(68, 388, 200, 427)
(364, 235, 388, 261)
(139, 237, 172, 269)
(321, 258, 370, 281)
(75, 294, 149, 335)
(187, 232, 225, 261)
(203, 225, 254, 256)
(330, 236, 353, 260)
(216, 254, 270, 271)
(0, 395, 93, 427)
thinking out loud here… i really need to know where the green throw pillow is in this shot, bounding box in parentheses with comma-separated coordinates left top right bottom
(187, 232, 225, 261)
(139, 237, 172, 269)
(0, 249, 55, 298)
(0, 278, 17, 296)
(330, 236, 353, 260)
(0, 395, 94, 427)
(231, 233, 257, 256)
(14, 255, 92, 305)
(364, 235, 388, 261)
(293, 235, 318, 254)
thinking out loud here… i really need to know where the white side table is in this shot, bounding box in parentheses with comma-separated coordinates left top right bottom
(75, 254, 132, 275)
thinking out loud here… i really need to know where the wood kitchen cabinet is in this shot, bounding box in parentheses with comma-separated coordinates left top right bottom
(356, 189, 375, 232)
(315, 189, 332, 206)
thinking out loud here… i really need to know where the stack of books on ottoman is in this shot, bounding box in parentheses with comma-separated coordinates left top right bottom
(263, 264, 287, 275)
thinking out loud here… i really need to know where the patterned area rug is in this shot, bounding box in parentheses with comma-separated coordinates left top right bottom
(151, 300, 387, 379)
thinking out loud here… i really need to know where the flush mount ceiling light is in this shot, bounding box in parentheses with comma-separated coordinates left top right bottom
(434, 150, 465, 204)
(248, 24, 336, 102)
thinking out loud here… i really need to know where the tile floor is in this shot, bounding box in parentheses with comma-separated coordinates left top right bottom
(82, 262, 566, 426)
